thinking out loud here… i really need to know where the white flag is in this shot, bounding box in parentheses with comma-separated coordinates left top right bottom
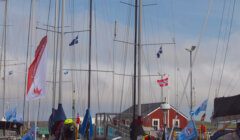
(26, 36, 47, 100)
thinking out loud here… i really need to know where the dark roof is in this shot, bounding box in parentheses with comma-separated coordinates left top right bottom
(119, 102, 188, 120)
(212, 94, 240, 122)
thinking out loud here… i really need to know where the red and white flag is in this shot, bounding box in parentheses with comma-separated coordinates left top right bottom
(26, 36, 48, 100)
(157, 77, 169, 87)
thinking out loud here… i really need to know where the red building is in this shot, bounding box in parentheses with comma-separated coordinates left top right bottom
(120, 102, 188, 130)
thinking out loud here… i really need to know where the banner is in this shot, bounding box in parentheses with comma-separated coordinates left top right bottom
(26, 36, 47, 100)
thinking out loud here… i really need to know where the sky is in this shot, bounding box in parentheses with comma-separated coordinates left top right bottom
(0, 0, 240, 122)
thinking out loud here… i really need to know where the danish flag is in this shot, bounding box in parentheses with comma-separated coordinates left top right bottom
(26, 36, 47, 100)
(157, 77, 169, 87)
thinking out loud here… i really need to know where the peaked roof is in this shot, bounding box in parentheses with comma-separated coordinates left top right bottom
(120, 102, 188, 120)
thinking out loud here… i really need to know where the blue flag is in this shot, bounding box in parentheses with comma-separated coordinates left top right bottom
(69, 35, 78, 46)
(21, 125, 36, 140)
(8, 70, 13, 75)
(5, 107, 16, 121)
(80, 109, 93, 138)
(178, 120, 198, 140)
(194, 99, 208, 116)
(63, 70, 69, 75)
(157, 46, 163, 58)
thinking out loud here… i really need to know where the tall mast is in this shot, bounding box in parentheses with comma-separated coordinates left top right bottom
(58, 0, 65, 104)
(23, 0, 34, 127)
(52, 0, 59, 109)
(132, 0, 138, 122)
(137, 0, 142, 117)
(112, 21, 117, 113)
(71, 0, 76, 119)
(87, 0, 92, 109)
(2, 0, 8, 117)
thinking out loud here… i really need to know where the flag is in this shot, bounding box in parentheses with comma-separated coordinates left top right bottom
(194, 99, 208, 116)
(178, 120, 198, 140)
(8, 70, 13, 75)
(21, 125, 36, 140)
(80, 109, 93, 138)
(63, 70, 68, 75)
(157, 46, 163, 58)
(69, 35, 78, 46)
(201, 113, 206, 121)
(157, 77, 168, 87)
(5, 107, 16, 121)
(26, 36, 48, 100)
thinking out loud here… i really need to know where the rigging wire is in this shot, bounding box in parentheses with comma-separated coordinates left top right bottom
(23, 0, 33, 125)
(93, 0, 101, 113)
(206, 0, 226, 102)
(223, 72, 240, 96)
(178, 0, 214, 111)
(38, 0, 52, 122)
(216, 0, 236, 97)
(142, 5, 158, 104)
(119, 2, 132, 114)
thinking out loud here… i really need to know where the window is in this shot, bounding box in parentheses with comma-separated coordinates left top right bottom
(152, 119, 160, 130)
(172, 119, 180, 128)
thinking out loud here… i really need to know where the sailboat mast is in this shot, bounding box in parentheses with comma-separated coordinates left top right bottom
(71, 0, 76, 119)
(137, 0, 142, 117)
(112, 21, 117, 113)
(88, 0, 92, 109)
(2, 0, 8, 117)
(59, 0, 65, 104)
(23, 0, 34, 127)
(133, 0, 138, 121)
(52, 0, 59, 109)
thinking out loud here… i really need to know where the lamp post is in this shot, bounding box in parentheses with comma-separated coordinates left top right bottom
(185, 46, 196, 118)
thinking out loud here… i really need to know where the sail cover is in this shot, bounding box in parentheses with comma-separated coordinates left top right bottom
(212, 94, 240, 122)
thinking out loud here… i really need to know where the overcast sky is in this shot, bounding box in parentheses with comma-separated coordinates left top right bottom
(1, 0, 240, 122)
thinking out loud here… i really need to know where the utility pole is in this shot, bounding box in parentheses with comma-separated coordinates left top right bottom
(185, 46, 196, 118)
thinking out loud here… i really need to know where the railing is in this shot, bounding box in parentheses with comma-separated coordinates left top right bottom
(94, 113, 131, 139)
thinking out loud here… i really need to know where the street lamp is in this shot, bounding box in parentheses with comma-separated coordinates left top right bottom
(185, 46, 196, 118)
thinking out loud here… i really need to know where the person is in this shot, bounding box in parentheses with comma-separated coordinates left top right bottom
(130, 116, 145, 140)
(59, 118, 77, 140)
